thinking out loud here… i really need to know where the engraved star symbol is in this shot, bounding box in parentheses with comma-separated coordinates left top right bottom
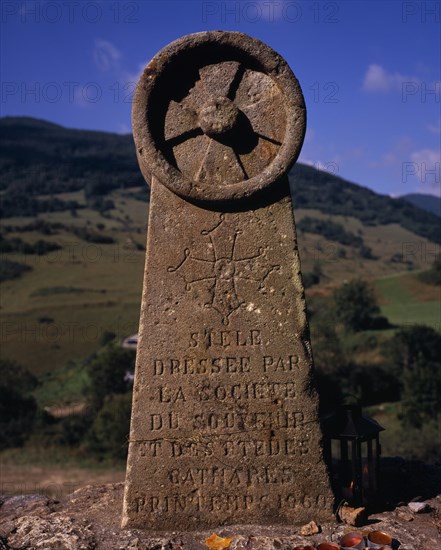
(168, 215, 280, 325)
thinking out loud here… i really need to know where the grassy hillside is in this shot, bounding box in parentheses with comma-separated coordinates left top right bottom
(374, 272, 440, 330)
(1, 117, 439, 380)
(0, 116, 145, 218)
(289, 163, 440, 244)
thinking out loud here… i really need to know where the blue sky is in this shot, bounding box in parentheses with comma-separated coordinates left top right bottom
(1, 0, 440, 197)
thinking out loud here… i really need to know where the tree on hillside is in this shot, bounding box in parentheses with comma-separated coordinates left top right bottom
(87, 393, 132, 459)
(419, 254, 441, 285)
(0, 358, 38, 392)
(303, 261, 323, 288)
(87, 344, 136, 409)
(333, 279, 380, 332)
(0, 359, 38, 449)
(386, 325, 441, 372)
(401, 354, 441, 428)
(386, 325, 441, 427)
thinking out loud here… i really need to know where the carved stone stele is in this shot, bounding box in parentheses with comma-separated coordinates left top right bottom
(122, 31, 334, 531)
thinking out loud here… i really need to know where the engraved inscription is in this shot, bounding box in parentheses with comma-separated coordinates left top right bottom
(137, 440, 163, 457)
(132, 493, 255, 514)
(219, 437, 310, 457)
(149, 412, 180, 430)
(169, 441, 214, 457)
(263, 355, 299, 372)
(154, 381, 296, 403)
(158, 386, 186, 403)
(168, 465, 303, 485)
(153, 354, 300, 375)
(189, 329, 262, 348)
(197, 381, 296, 401)
(153, 356, 251, 375)
(192, 410, 304, 431)
(130, 492, 333, 516)
(138, 410, 305, 434)
(278, 493, 333, 510)
(132, 435, 310, 460)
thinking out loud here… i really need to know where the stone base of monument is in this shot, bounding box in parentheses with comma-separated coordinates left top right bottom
(1, 460, 440, 550)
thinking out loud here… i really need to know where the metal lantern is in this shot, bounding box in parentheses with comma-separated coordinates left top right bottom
(323, 399, 385, 507)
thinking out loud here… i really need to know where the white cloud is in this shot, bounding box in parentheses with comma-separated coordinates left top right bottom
(93, 38, 146, 83)
(117, 122, 131, 134)
(410, 148, 440, 166)
(92, 38, 146, 89)
(93, 39, 122, 73)
(427, 122, 441, 135)
(362, 64, 414, 93)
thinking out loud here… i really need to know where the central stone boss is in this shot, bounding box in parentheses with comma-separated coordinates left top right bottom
(122, 31, 334, 531)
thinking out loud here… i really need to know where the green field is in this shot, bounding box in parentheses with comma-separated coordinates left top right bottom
(1, 196, 147, 376)
(1, 191, 439, 383)
(375, 272, 440, 330)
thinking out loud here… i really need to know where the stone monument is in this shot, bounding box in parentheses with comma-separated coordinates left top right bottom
(122, 31, 335, 531)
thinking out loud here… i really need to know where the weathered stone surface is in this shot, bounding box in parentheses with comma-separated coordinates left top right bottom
(397, 510, 415, 522)
(122, 181, 334, 531)
(2, 483, 441, 549)
(132, 31, 305, 204)
(408, 502, 431, 513)
(299, 521, 321, 536)
(7, 515, 95, 550)
(123, 31, 334, 531)
(338, 505, 367, 527)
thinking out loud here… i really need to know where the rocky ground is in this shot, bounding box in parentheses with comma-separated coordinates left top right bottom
(1, 459, 440, 550)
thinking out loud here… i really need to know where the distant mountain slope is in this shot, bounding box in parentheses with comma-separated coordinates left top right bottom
(1, 116, 439, 244)
(400, 193, 441, 218)
(0, 116, 144, 217)
(288, 164, 440, 244)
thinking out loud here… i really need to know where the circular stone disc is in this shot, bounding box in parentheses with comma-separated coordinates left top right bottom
(132, 31, 306, 203)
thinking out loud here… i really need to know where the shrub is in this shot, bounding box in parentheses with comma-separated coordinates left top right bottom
(0, 358, 38, 392)
(87, 344, 135, 408)
(385, 325, 441, 428)
(0, 359, 38, 449)
(333, 279, 381, 332)
(87, 393, 132, 459)
(0, 386, 38, 449)
(418, 255, 441, 285)
(303, 262, 323, 289)
(0, 258, 32, 281)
